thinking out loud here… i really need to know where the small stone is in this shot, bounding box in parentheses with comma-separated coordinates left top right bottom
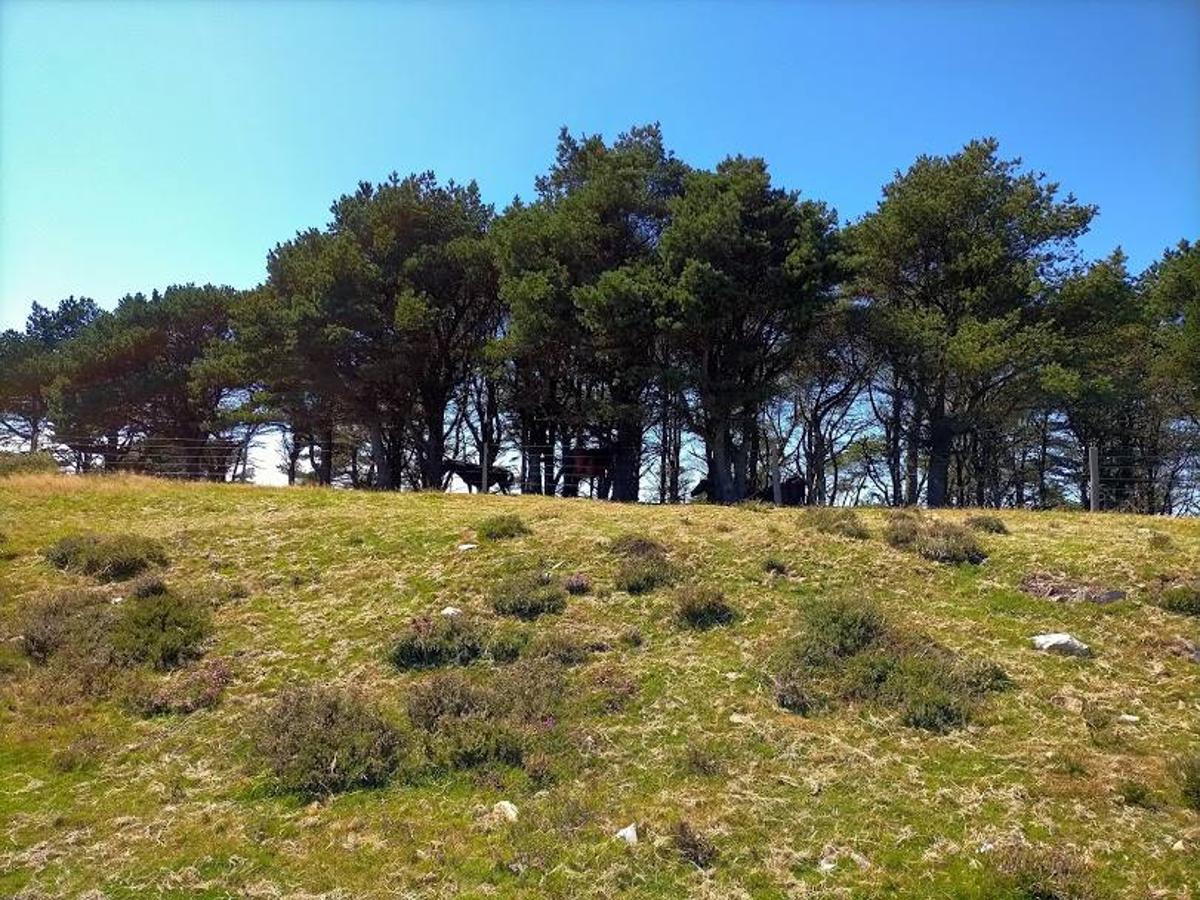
(457, 543, 477, 552)
(1087, 589, 1126, 605)
(440, 606, 463, 617)
(1032, 633, 1091, 657)
(1117, 714, 1140, 724)
(110, 596, 125, 605)
(493, 800, 518, 823)
(817, 856, 837, 873)
(1172, 839, 1186, 852)
(723, 671, 739, 681)
(615, 823, 638, 845)
(728, 713, 752, 725)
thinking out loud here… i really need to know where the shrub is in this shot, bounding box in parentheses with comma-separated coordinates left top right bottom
(1177, 753, 1200, 810)
(528, 631, 591, 666)
(124, 657, 232, 716)
(805, 507, 870, 540)
(1148, 532, 1173, 550)
(436, 719, 525, 769)
(619, 626, 644, 648)
(130, 574, 169, 599)
(477, 514, 529, 541)
(19, 590, 116, 665)
(0, 451, 58, 478)
(671, 820, 718, 868)
(110, 592, 210, 670)
(883, 510, 922, 548)
(797, 599, 884, 663)
(405, 671, 490, 731)
(1158, 583, 1200, 617)
(564, 573, 591, 595)
(486, 624, 530, 663)
(762, 556, 788, 575)
(1116, 779, 1155, 808)
(491, 571, 567, 619)
(258, 685, 404, 797)
(899, 685, 970, 733)
(615, 557, 676, 594)
(389, 614, 486, 670)
(774, 673, 820, 715)
(44, 533, 168, 582)
(674, 585, 736, 630)
(683, 744, 725, 777)
(915, 521, 986, 564)
(989, 844, 1100, 900)
(965, 514, 1009, 534)
(587, 665, 637, 712)
(609, 533, 667, 559)
(488, 657, 567, 724)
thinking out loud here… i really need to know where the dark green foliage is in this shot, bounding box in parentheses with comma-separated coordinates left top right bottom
(1158, 583, 1200, 617)
(258, 685, 404, 797)
(1116, 780, 1155, 808)
(609, 533, 668, 559)
(130, 574, 169, 599)
(437, 720, 525, 770)
(389, 614, 486, 669)
(614, 557, 677, 594)
(44, 533, 168, 582)
(109, 592, 210, 670)
(486, 624, 530, 663)
(674, 585, 736, 630)
(0, 452, 58, 477)
(491, 571, 567, 619)
(883, 510, 922, 548)
(965, 514, 1009, 534)
(1177, 753, 1200, 810)
(774, 600, 1004, 732)
(671, 820, 718, 868)
(477, 514, 530, 540)
(762, 555, 788, 575)
(804, 507, 869, 540)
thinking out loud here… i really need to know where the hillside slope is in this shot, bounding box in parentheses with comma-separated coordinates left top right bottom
(1, 475, 1199, 898)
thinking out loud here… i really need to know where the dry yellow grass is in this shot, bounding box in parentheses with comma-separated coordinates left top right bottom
(1, 474, 1198, 897)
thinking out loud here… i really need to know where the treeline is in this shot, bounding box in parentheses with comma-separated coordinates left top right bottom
(2, 126, 1198, 510)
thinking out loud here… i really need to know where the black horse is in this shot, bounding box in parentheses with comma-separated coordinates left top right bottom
(443, 458, 513, 494)
(690, 475, 806, 505)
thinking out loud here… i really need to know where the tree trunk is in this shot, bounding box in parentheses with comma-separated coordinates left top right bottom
(926, 416, 953, 508)
(611, 417, 641, 502)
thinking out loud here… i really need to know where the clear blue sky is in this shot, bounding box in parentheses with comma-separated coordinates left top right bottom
(2, 0, 1197, 330)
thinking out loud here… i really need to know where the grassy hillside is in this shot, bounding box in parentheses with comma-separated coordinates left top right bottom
(1, 474, 1199, 898)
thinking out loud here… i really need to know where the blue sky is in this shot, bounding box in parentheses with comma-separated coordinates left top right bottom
(1, 0, 1197, 330)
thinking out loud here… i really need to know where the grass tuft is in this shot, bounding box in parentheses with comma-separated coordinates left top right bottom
(389, 614, 486, 669)
(491, 570, 567, 619)
(674, 585, 737, 630)
(476, 514, 530, 540)
(965, 513, 1009, 534)
(44, 532, 169, 582)
(804, 507, 870, 540)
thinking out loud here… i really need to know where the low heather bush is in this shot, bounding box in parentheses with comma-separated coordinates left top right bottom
(259, 685, 405, 797)
(609, 533, 668, 559)
(405, 671, 490, 731)
(965, 514, 1009, 534)
(45, 533, 168, 582)
(1177, 753, 1200, 810)
(124, 657, 232, 716)
(564, 572, 591, 595)
(0, 451, 58, 478)
(614, 556, 677, 594)
(674, 585, 736, 630)
(110, 592, 210, 670)
(19, 589, 116, 665)
(491, 571, 567, 620)
(762, 556, 788, 575)
(805, 507, 870, 540)
(672, 820, 718, 868)
(915, 521, 986, 564)
(389, 614, 486, 669)
(477, 514, 530, 541)
(1159, 583, 1200, 617)
(486, 624, 530, 663)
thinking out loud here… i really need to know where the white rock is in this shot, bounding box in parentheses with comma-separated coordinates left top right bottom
(1172, 839, 1186, 852)
(493, 800, 518, 822)
(615, 823, 638, 845)
(1117, 713, 1140, 724)
(457, 542, 477, 551)
(440, 606, 463, 617)
(817, 856, 837, 873)
(1031, 633, 1091, 656)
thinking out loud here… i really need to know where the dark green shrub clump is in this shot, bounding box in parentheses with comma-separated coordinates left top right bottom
(1177, 753, 1200, 810)
(45, 533, 168, 582)
(615, 557, 677, 594)
(884, 513, 985, 564)
(259, 685, 405, 797)
(674, 585, 736, 630)
(762, 555, 788, 575)
(0, 451, 58, 478)
(1159, 583, 1200, 617)
(486, 624, 530, 663)
(390, 614, 486, 669)
(609, 533, 668, 559)
(130, 574, 169, 599)
(965, 514, 1008, 534)
(1116, 779, 1156, 808)
(528, 631, 591, 666)
(773, 599, 1007, 733)
(477, 514, 530, 540)
(564, 572, 591, 595)
(804, 507, 870, 540)
(110, 592, 210, 670)
(491, 571, 567, 619)
(405, 671, 490, 731)
(124, 657, 232, 716)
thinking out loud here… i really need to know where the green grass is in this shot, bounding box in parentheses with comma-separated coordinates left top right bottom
(0, 472, 1198, 896)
